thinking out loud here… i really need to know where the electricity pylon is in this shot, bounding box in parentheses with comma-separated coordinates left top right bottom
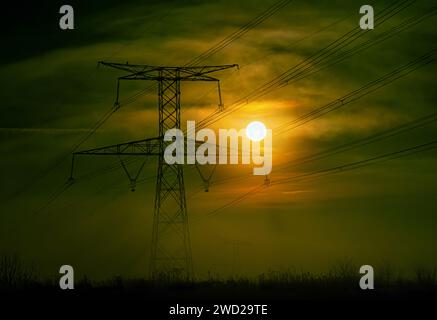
(72, 61, 237, 281)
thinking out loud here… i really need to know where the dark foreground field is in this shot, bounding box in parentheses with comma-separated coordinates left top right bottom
(1, 256, 436, 317)
(1, 280, 436, 318)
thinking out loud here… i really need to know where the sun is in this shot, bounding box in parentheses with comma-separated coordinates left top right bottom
(246, 121, 267, 142)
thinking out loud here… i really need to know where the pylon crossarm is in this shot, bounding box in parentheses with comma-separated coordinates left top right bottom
(99, 61, 238, 81)
(120, 73, 219, 82)
(74, 136, 162, 156)
(98, 61, 158, 74)
(74, 135, 239, 157)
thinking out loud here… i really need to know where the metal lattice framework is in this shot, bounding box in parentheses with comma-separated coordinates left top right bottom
(74, 62, 237, 281)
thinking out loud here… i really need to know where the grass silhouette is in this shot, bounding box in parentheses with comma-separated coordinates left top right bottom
(1, 254, 436, 301)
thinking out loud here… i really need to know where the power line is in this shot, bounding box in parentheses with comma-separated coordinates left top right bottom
(30, 0, 296, 212)
(103, 7, 175, 61)
(206, 139, 437, 216)
(42, 46, 437, 213)
(14, 6, 177, 201)
(206, 49, 437, 188)
(275, 49, 437, 134)
(115, 0, 294, 109)
(57, 2, 353, 200)
(60, 0, 295, 191)
(30, 1, 430, 215)
(188, 11, 355, 112)
(194, 0, 422, 131)
(184, 0, 293, 66)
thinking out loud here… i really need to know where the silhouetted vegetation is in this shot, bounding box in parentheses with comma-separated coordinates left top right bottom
(1, 254, 436, 301)
(0, 254, 39, 289)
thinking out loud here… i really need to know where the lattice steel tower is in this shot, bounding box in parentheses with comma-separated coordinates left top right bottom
(73, 62, 237, 281)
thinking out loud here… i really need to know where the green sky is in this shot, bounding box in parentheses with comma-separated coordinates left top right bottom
(1, 0, 437, 280)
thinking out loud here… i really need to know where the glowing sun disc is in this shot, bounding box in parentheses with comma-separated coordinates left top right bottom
(246, 121, 267, 142)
